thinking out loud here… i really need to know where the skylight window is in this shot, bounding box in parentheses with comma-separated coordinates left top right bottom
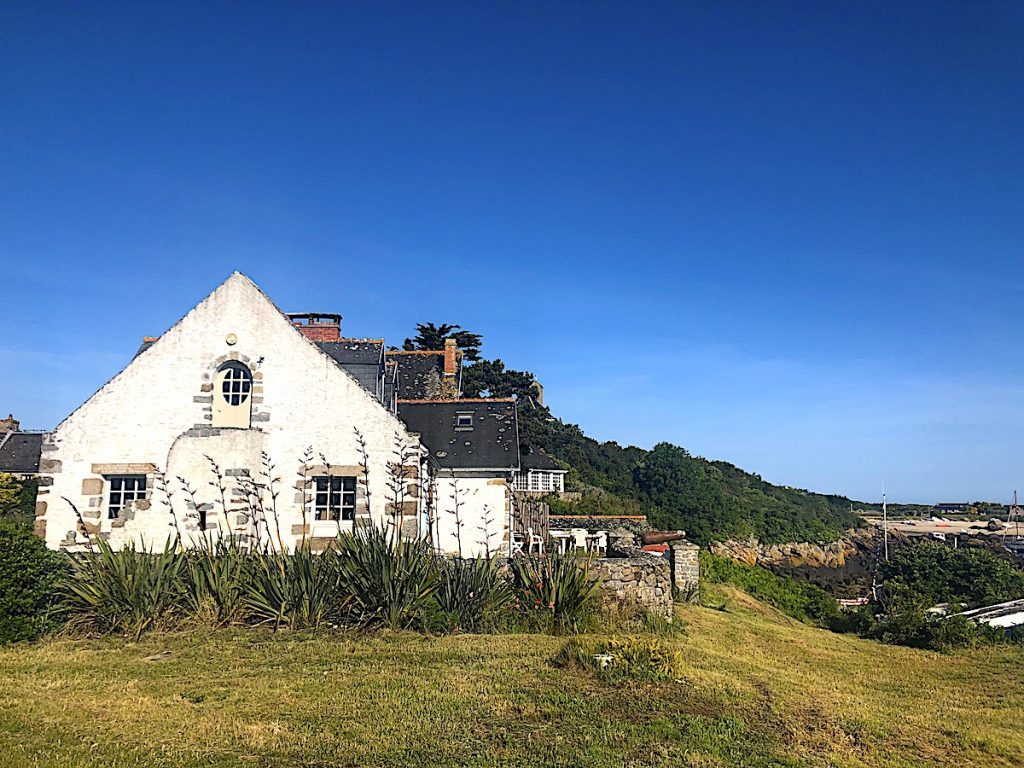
(455, 412, 473, 430)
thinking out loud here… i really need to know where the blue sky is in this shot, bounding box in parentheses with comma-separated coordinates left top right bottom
(1, 2, 1021, 503)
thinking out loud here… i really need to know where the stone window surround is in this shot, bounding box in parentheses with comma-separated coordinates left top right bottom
(192, 352, 269, 432)
(79, 463, 159, 533)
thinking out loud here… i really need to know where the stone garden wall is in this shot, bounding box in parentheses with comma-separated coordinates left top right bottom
(589, 555, 674, 621)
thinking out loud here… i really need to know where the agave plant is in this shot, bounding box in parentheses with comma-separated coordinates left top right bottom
(241, 544, 340, 630)
(433, 556, 511, 633)
(63, 537, 185, 639)
(509, 553, 599, 633)
(334, 525, 438, 629)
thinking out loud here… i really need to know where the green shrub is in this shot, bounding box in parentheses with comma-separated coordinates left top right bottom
(241, 545, 340, 630)
(509, 553, 599, 633)
(867, 585, 1005, 651)
(552, 635, 684, 682)
(0, 522, 67, 643)
(63, 538, 185, 639)
(879, 543, 1024, 608)
(334, 525, 438, 629)
(432, 556, 510, 633)
(699, 551, 841, 628)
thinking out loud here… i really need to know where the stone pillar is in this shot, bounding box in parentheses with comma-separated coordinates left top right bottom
(669, 540, 700, 602)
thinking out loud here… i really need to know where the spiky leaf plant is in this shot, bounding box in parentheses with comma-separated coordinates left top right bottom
(509, 553, 599, 633)
(334, 525, 438, 629)
(241, 544, 340, 630)
(182, 536, 248, 625)
(432, 556, 511, 633)
(63, 537, 185, 639)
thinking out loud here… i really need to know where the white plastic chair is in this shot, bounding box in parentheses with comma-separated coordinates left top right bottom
(510, 532, 525, 557)
(527, 526, 544, 556)
(571, 528, 589, 553)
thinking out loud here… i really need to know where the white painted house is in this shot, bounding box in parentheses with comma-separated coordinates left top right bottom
(35, 273, 519, 557)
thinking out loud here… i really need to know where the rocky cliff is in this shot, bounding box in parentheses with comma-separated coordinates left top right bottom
(710, 530, 881, 597)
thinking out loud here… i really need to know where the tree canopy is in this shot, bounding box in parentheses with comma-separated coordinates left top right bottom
(403, 323, 483, 362)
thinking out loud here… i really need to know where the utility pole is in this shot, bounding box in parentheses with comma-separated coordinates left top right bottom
(882, 491, 890, 561)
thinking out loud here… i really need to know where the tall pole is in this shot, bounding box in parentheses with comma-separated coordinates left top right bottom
(882, 491, 889, 561)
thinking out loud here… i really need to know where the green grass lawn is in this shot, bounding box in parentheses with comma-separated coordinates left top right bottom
(0, 586, 1021, 768)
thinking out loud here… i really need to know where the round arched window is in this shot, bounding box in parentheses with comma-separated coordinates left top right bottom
(219, 362, 252, 406)
(212, 362, 254, 428)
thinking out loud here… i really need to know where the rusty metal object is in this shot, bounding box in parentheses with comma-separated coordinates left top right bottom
(640, 530, 686, 546)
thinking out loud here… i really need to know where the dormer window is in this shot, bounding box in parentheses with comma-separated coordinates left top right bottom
(455, 412, 473, 430)
(213, 362, 253, 428)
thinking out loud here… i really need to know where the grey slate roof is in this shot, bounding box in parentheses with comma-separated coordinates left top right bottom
(520, 445, 565, 472)
(0, 432, 43, 474)
(317, 339, 384, 366)
(397, 400, 519, 470)
(387, 352, 447, 400)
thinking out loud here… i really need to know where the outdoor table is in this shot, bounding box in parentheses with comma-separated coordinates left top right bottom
(548, 530, 571, 554)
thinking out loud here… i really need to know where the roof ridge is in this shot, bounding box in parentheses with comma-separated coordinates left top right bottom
(398, 398, 515, 404)
(386, 350, 445, 356)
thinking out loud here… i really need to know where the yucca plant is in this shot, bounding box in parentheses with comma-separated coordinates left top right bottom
(432, 556, 511, 633)
(334, 525, 437, 629)
(509, 553, 599, 633)
(241, 544, 339, 630)
(63, 537, 185, 639)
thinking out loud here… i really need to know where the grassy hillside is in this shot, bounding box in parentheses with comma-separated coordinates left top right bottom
(1, 591, 1021, 767)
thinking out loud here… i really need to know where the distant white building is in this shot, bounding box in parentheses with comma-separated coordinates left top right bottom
(34, 273, 520, 557)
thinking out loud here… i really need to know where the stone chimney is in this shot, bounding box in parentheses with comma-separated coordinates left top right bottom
(287, 313, 342, 343)
(0, 414, 19, 432)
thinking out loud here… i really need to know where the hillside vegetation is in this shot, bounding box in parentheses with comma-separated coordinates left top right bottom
(492, 367, 863, 544)
(1, 589, 1021, 767)
(393, 323, 866, 545)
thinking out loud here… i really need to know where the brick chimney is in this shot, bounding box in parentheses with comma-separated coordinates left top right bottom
(0, 413, 19, 432)
(443, 338, 458, 377)
(287, 313, 342, 342)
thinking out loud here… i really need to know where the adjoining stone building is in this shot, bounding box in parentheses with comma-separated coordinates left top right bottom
(34, 273, 520, 556)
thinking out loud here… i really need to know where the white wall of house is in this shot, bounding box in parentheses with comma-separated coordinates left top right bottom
(36, 273, 425, 552)
(431, 472, 511, 558)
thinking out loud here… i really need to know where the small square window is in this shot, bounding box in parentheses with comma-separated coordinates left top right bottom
(107, 475, 147, 519)
(455, 412, 473, 429)
(314, 476, 357, 521)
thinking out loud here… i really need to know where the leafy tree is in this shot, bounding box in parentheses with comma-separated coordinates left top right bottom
(462, 359, 536, 399)
(0, 474, 36, 527)
(0, 473, 18, 515)
(403, 323, 483, 362)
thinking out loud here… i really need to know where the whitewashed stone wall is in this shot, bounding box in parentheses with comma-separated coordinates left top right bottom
(432, 472, 511, 558)
(36, 273, 427, 552)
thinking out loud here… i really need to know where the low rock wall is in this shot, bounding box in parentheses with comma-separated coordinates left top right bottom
(589, 556, 673, 621)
